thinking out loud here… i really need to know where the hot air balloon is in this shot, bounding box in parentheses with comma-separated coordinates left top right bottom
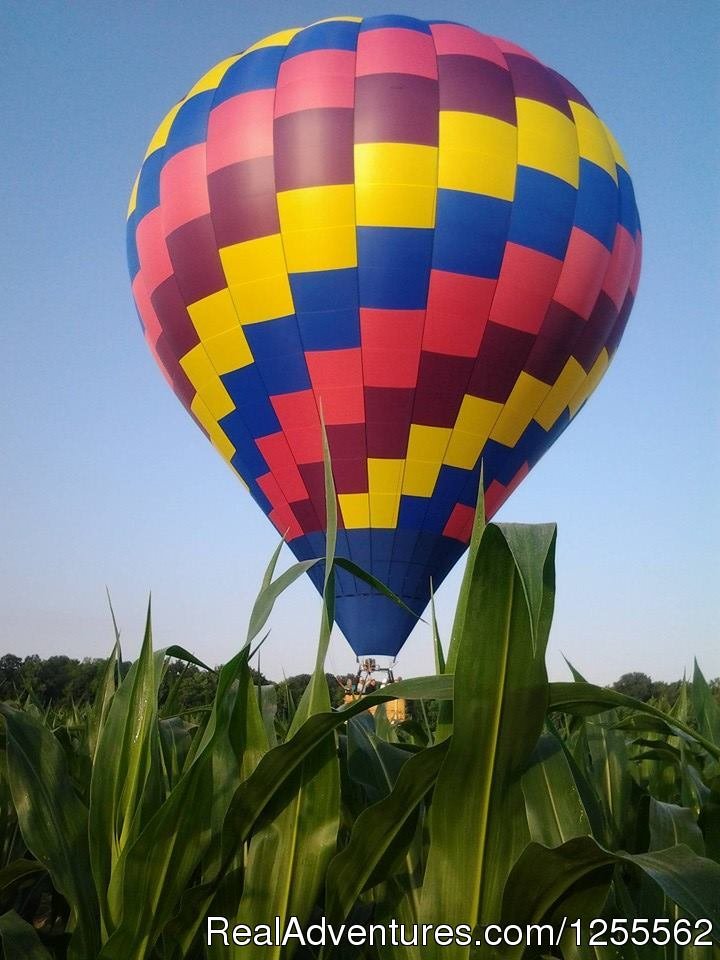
(127, 15, 641, 660)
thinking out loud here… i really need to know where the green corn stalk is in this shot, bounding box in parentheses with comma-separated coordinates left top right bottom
(418, 522, 556, 958)
(0, 700, 101, 958)
(229, 421, 342, 960)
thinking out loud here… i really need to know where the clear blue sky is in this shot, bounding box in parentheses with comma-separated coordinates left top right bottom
(2, 0, 718, 684)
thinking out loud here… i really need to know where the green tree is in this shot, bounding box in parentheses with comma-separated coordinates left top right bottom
(0, 654, 22, 696)
(613, 671, 653, 702)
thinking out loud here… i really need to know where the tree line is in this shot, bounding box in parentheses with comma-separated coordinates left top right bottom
(1, 654, 717, 713)
(0, 654, 348, 718)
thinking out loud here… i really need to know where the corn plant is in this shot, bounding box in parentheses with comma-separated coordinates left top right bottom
(0, 452, 718, 959)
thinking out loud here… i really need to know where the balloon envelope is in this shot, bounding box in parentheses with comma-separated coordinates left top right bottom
(127, 15, 641, 658)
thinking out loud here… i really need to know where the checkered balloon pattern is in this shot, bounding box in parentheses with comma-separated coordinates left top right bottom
(127, 15, 641, 657)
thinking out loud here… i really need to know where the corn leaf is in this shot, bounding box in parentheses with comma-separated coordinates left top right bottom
(98, 648, 252, 959)
(0, 858, 46, 897)
(563, 655, 588, 682)
(419, 522, 556, 954)
(430, 583, 445, 676)
(445, 467, 486, 675)
(164, 645, 214, 671)
(435, 473, 485, 742)
(373, 701, 400, 743)
(548, 682, 720, 760)
(501, 837, 720, 954)
(221, 675, 453, 850)
(0, 910, 53, 960)
(233, 737, 339, 960)
(261, 537, 285, 591)
(158, 716, 194, 789)
(337, 675, 453, 708)
(326, 739, 450, 923)
(692, 660, 720, 748)
(88, 637, 120, 759)
(645, 799, 711, 960)
(259, 683, 278, 748)
(89, 604, 165, 936)
(585, 719, 632, 849)
(232, 420, 341, 959)
(246, 558, 320, 648)
(649, 798, 705, 854)
(0, 705, 100, 959)
(158, 657, 271, 956)
(346, 713, 413, 804)
(521, 731, 592, 846)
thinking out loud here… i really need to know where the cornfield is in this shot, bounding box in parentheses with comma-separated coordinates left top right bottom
(1, 458, 718, 959)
